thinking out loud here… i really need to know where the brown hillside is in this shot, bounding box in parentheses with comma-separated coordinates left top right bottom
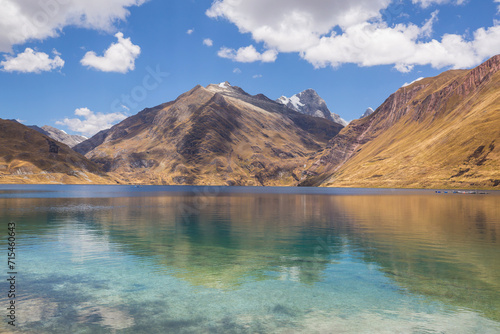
(76, 83, 343, 186)
(300, 55, 500, 190)
(0, 119, 114, 184)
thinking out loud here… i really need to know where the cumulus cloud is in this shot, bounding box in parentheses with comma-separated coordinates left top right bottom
(207, 0, 500, 72)
(0, 0, 147, 52)
(233, 67, 242, 74)
(80, 32, 140, 73)
(203, 38, 213, 47)
(207, 0, 391, 52)
(187, 28, 194, 35)
(218, 45, 278, 63)
(0, 48, 64, 73)
(56, 107, 127, 136)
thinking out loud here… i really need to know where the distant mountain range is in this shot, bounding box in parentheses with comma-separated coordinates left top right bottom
(1, 56, 499, 189)
(28, 125, 87, 148)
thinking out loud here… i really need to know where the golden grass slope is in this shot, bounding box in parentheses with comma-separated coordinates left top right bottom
(303, 55, 500, 190)
(0, 119, 115, 184)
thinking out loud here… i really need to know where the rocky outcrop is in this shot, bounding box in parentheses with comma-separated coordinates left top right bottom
(277, 89, 347, 126)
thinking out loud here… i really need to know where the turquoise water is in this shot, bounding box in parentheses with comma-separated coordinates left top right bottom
(0, 185, 499, 333)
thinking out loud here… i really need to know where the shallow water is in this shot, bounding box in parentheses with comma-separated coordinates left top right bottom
(0, 185, 499, 333)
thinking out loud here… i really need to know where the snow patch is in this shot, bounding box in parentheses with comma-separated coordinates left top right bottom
(289, 95, 305, 110)
(219, 82, 231, 89)
(277, 94, 305, 111)
(402, 77, 424, 88)
(277, 96, 290, 105)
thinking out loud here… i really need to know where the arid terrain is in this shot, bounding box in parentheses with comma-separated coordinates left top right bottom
(1, 56, 499, 189)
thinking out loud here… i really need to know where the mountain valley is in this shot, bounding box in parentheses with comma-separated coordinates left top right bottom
(2, 56, 500, 189)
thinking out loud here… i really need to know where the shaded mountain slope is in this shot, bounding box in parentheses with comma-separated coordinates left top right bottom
(300, 55, 500, 189)
(76, 83, 343, 186)
(0, 119, 114, 184)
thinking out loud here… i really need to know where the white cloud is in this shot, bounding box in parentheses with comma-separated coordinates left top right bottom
(203, 38, 213, 47)
(187, 28, 194, 35)
(253, 74, 263, 78)
(56, 107, 127, 136)
(233, 67, 242, 74)
(0, 0, 147, 52)
(0, 48, 64, 73)
(207, 0, 500, 72)
(80, 32, 140, 73)
(218, 45, 277, 63)
(496, 0, 500, 13)
(207, 0, 391, 52)
(412, 0, 467, 8)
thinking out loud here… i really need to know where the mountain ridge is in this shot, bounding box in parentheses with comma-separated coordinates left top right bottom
(3, 56, 500, 189)
(0, 119, 114, 184)
(75, 82, 343, 186)
(299, 55, 500, 189)
(30, 125, 87, 148)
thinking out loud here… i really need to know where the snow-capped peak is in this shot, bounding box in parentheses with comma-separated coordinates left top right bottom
(219, 81, 231, 89)
(361, 107, 374, 118)
(276, 89, 347, 127)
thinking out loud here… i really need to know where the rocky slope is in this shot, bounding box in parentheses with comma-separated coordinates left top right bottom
(75, 82, 344, 186)
(0, 119, 114, 184)
(300, 55, 500, 190)
(277, 89, 348, 126)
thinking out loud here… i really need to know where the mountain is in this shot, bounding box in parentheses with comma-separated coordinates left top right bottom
(299, 55, 500, 190)
(361, 108, 374, 118)
(277, 89, 348, 126)
(28, 125, 87, 148)
(0, 119, 113, 184)
(74, 82, 343, 186)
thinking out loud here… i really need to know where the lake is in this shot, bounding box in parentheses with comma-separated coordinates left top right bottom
(0, 185, 499, 333)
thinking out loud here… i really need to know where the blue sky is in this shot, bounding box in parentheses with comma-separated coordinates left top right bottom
(1, 0, 500, 136)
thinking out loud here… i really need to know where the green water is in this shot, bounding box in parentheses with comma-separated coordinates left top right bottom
(0, 185, 499, 333)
